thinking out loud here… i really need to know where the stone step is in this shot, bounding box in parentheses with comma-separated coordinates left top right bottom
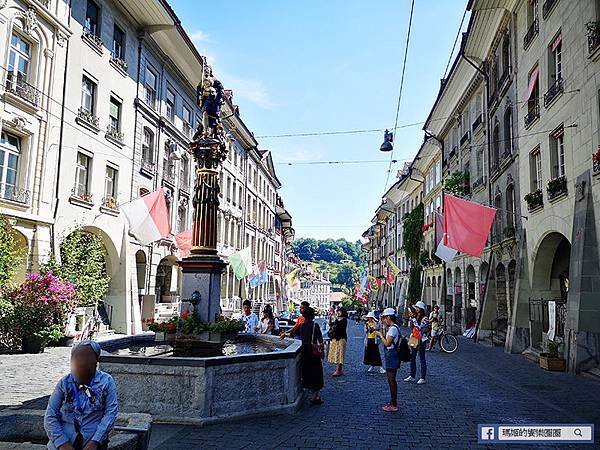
(582, 367, 600, 382)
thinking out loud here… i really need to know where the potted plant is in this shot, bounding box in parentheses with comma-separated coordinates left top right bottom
(539, 340, 566, 371)
(524, 189, 543, 211)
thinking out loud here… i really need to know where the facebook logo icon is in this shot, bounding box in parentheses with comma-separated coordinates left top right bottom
(481, 427, 495, 441)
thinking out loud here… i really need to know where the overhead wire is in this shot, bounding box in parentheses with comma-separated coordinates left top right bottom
(443, 8, 468, 79)
(384, 0, 416, 193)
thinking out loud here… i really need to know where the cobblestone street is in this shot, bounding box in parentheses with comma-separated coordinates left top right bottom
(2, 321, 600, 449)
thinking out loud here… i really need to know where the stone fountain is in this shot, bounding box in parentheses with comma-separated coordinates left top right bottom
(97, 64, 302, 424)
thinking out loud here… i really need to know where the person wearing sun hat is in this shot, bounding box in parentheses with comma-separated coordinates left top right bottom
(363, 311, 385, 374)
(404, 301, 429, 385)
(374, 307, 403, 412)
(44, 341, 118, 450)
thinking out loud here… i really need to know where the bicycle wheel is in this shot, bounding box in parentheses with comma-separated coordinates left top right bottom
(440, 333, 458, 353)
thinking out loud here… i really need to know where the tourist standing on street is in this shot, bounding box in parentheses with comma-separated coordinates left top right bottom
(374, 308, 402, 412)
(237, 300, 259, 334)
(363, 312, 385, 374)
(256, 304, 275, 335)
(280, 301, 309, 339)
(327, 307, 348, 377)
(45, 341, 118, 450)
(427, 305, 440, 351)
(404, 301, 429, 384)
(291, 306, 324, 405)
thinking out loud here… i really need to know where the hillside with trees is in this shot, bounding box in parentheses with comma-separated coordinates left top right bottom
(291, 238, 364, 293)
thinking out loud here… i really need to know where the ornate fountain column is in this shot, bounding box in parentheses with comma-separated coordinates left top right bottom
(178, 67, 228, 323)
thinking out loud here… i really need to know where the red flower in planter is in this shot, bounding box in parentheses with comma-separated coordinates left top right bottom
(168, 323, 175, 332)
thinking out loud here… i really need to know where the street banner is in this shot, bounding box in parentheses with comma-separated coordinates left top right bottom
(444, 194, 496, 258)
(174, 229, 193, 257)
(286, 268, 300, 290)
(387, 257, 401, 276)
(121, 188, 171, 245)
(229, 247, 253, 280)
(249, 270, 269, 288)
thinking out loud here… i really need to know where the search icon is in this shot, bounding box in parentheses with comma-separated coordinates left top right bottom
(574, 428, 582, 437)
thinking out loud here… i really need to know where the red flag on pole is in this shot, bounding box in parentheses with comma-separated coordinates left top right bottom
(386, 267, 395, 285)
(443, 194, 496, 257)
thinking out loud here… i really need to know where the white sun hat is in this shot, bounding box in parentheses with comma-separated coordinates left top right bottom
(364, 311, 378, 321)
(381, 307, 396, 317)
(415, 301, 427, 310)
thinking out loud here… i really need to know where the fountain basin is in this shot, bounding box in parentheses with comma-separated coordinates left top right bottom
(99, 334, 302, 424)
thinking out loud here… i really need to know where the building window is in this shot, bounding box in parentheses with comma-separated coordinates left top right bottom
(142, 128, 154, 163)
(74, 152, 91, 197)
(0, 132, 21, 200)
(506, 185, 515, 228)
(548, 33, 562, 82)
(180, 154, 189, 189)
(166, 89, 175, 122)
(80, 76, 96, 113)
(504, 107, 513, 154)
(492, 122, 500, 165)
(435, 160, 441, 185)
(550, 126, 565, 179)
(177, 204, 187, 233)
(109, 97, 121, 131)
(7, 33, 32, 91)
(226, 176, 231, 202)
(139, 187, 149, 197)
(104, 165, 118, 205)
(85, 0, 100, 36)
(112, 24, 125, 60)
(144, 66, 157, 108)
(182, 105, 192, 137)
(501, 34, 510, 75)
(530, 147, 542, 191)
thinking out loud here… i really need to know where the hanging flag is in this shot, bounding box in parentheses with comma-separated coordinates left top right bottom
(286, 268, 300, 290)
(443, 194, 496, 257)
(435, 211, 457, 263)
(228, 247, 253, 280)
(360, 270, 368, 291)
(121, 188, 171, 245)
(387, 258, 401, 276)
(386, 267, 395, 285)
(376, 278, 383, 290)
(174, 229, 193, 258)
(249, 270, 269, 288)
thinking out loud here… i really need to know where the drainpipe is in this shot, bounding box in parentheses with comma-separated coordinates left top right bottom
(460, 48, 493, 342)
(51, 0, 72, 253)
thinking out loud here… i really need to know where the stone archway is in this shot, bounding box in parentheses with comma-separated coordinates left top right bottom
(135, 250, 147, 295)
(156, 255, 179, 303)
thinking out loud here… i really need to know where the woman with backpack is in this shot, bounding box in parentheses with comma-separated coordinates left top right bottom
(404, 301, 429, 385)
(374, 307, 402, 412)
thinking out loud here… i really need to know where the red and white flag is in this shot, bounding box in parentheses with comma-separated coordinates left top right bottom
(174, 229, 193, 257)
(435, 210, 457, 263)
(443, 194, 496, 258)
(121, 188, 171, 245)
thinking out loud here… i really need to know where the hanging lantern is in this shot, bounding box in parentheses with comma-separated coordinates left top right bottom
(380, 129, 394, 152)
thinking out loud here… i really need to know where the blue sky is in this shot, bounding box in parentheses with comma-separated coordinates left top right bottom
(171, 0, 469, 242)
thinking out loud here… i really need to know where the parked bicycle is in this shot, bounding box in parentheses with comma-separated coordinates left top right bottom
(436, 324, 459, 353)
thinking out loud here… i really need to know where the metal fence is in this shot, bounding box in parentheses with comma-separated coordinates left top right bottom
(528, 297, 567, 337)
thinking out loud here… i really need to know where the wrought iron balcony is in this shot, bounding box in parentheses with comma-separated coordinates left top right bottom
(82, 29, 103, 53)
(5, 74, 41, 107)
(544, 77, 564, 106)
(140, 159, 155, 176)
(460, 131, 470, 146)
(586, 21, 600, 55)
(472, 176, 485, 191)
(110, 53, 128, 73)
(524, 101, 540, 129)
(501, 148, 512, 164)
(523, 18, 539, 50)
(542, 0, 558, 19)
(472, 114, 482, 132)
(524, 189, 543, 212)
(101, 196, 119, 210)
(76, 107, 100, 130)
(0, 183, 30, 204)
(105, 125, 124, 145)
(449, 146, 458, 160)
(497, 69, 509, 91)
(162, 173, 175, 186)
(547, 175, 568, 201)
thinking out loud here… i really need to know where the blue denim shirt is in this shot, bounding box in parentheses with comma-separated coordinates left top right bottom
(44, 370, 118, 449)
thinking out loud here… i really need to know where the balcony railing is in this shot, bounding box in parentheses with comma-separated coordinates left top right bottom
(163, 173, 175, 186)
(542, 0, 558, 19)
(110, 53, 128, 73)
(529, 298, 567, 338)
(140, 159, 155, 176)
(449, 146, 458, 160)
(76, 107, 100, 130)
(524, 189, 543, 212)
(497, 69, 510, 91)
(523, 17, 539, 49)
(544, 77, 564, 106)
(500, 148, 512, 164)
(105, 125, 124, 145)
(101, 196, 118, 210)
(460, 131, 470, 146)
(5, 74, 41, 107)
(82, 28, 103, 53)
(586, 21, 600, 55)
(547, 175, 568, 201)
(524, 101, 540, 128)
(0, 183, 30, 204)
(472, 114, 482, 132)
(472, 176, 485, 191)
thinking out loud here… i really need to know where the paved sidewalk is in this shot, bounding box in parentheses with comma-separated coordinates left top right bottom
(149, 321, 600, 450)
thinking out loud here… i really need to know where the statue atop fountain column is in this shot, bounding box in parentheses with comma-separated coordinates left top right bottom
(179, 63, 228, 323)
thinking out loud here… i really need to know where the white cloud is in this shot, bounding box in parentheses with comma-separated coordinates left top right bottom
(188, 30, 209, 44)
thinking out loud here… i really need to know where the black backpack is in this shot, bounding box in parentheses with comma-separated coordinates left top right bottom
(392, 325, 411, 362)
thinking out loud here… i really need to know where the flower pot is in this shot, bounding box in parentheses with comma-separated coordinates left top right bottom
(539, 353, 566, 371)
(21, 336, 46, 354)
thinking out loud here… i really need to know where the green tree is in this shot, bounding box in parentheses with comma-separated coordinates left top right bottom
(44, 229, 111, 307)
(402, 203, 424, 306)
(0, 214, 26, 290)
